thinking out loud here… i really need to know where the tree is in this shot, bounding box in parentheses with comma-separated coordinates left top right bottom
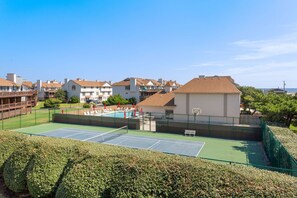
(69, 96, 80, 104)
(257, 93, 297, 127)
(128, 97, 137, 105)
(103, 94, 128, 106)
(44, 98, 62, 109)
(55, 89, 67, 103)
(238, 86, 264, 114)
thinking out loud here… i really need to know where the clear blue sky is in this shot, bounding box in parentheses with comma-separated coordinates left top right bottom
(1, 0, 297, 88)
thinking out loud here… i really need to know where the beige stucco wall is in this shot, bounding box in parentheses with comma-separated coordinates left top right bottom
(173, 93, 240, 124)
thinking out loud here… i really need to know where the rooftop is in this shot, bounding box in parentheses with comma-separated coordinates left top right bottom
(174, 76, 240, 94)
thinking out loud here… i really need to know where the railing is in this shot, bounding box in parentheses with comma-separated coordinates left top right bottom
(0, 101, 34, 110)
(0, 91, 37, 98)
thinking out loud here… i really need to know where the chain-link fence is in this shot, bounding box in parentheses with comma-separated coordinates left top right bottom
(261, 121, 297, 176)
(0, 107, 84, 130)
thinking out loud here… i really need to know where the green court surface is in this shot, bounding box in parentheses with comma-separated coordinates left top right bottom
(14, 123, 269, 166)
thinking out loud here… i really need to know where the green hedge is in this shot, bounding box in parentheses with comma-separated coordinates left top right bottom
(0, 131, 26, 173)
(3, 140, 40, 193)
(269, 126, 297, 159)
(26, 140, 83, 197)
(0, 131, 296, 197)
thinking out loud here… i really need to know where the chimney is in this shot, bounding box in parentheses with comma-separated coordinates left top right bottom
(6, 73, 17, 83)
(37, 80, 42, 92)
(64, 78, 69, 84)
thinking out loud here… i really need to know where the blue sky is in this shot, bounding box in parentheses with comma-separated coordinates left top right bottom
(1, 0, 297, 88)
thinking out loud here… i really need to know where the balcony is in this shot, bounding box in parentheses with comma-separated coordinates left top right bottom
(0, 91, 37, 98)
(0, 101, 35, 111)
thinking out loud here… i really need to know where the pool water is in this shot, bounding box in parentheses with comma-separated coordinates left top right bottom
(102, 111, 137, 118)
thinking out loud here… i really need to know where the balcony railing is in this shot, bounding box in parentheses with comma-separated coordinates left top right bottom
(0, 101, 35, 110)
(0, 91, 37, 98)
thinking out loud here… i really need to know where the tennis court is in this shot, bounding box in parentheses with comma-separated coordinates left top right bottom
(36, 126, 204, 157)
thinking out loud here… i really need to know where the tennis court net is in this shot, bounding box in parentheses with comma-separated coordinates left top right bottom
(82, 125, 128, 143)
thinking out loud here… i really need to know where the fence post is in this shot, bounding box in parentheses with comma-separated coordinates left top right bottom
(48, 109, 51, 121)
(35, 109, 37, 125)
(187, 114, 189, 129)
(1, 111, 3, 130)
(149, 112, 151, 131)
(20, 113, 22, 128)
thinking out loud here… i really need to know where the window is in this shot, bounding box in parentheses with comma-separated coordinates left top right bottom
(125, 86, 130, 90)
(72, 85, 76, 91)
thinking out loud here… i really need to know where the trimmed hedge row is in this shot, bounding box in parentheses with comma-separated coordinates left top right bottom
(269, 126, 297, 159)
(0, 131, 296, 197)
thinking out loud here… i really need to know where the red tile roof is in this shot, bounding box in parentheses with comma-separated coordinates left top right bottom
(73, 80, 109, 87)
(174, 76, 240, 94)
(137, 91, 175, 107)
(0, 78, 17, 87)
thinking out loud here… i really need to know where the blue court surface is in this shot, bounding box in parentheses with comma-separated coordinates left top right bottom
(38, 128, 205, 157)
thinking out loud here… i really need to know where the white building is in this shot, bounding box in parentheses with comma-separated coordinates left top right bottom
(36, 80, 63, 100)
(62, 79, 112, 103)
(137, 76, 241, 124)
(112, 77, 180, 102)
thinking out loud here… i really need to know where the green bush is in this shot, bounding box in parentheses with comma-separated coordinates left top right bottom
(69, 96, 80, 104)
(3, 140, 40, 193)
(83, 103, 90, 108)
(56, 155, 116, 197)
(103, 94, 128, 106)
(0, 131, 26, 173)
(44, 98, 62, 109)
(0, 132, 297, 197)
(26, 139, 82, 198)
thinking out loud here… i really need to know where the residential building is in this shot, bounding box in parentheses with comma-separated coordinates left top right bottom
(36, 80, 63, 100)
(0, 78, 37, 119)
(137, 76, 241, 124)
(112, 77, 180, 102)
(62, 79, 112, 103)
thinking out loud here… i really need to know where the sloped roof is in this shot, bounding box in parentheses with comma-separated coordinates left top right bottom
(73, 80, 110, 87)
(137, 91, 175, 107)
(164, 80, 182, 87)
(22, 81, 33, 88)
(42, 82, 62, 89)
(113, 78, 161, 86)
(0, 78, 17, 87)
(174, 76, 240, 94)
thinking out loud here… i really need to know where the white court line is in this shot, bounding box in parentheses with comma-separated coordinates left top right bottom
(81, 126, 127, 142)
(195, 142, 206, 157)
(147, 140, 161, 150)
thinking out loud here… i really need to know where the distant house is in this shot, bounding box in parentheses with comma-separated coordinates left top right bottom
(138, 76, 241, 124)
(62, 79, 112, 103)
(112, 77, 180, 102)
(0, 78, 37, 119)
(36, 80, 63, 100)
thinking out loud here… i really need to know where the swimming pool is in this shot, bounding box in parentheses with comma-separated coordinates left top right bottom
(101, 111, 138, 118)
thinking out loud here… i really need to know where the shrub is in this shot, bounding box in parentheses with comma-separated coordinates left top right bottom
(0, 131, 26, 173)
(103, 94, 128, 106)
(56, 155, 116, 197)
(3, 140, 41, 193)
(83, 103, 90, 108)
(0, 132, 297, 197)
(26, 139, 83, 198)
(69, 96, 80, 104)
(44, 98, 62, 109)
